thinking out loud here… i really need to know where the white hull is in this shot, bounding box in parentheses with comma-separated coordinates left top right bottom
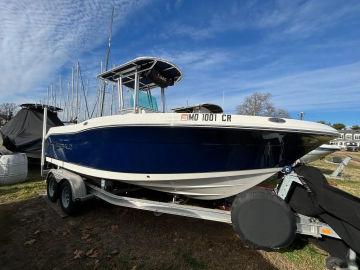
(46, 157, 279, 200)
(121, 169, 280, 200)
(46, 113, 339, 138)
(300, 144, 341, 164)
(45, 113, 338, 200)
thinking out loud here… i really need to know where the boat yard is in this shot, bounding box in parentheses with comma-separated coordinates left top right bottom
(1, 151, 359, 270)
(1, 2, 360, 269)
(0, 57, 358, 270)
(0, 56, 358, 270)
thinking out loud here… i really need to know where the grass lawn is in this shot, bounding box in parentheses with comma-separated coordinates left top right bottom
(0, 167, 45, 204)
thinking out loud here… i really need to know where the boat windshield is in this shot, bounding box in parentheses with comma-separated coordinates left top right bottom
(122, 88, 159, 112)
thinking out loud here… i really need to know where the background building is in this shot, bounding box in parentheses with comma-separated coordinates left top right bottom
(330, 129, 360, 148)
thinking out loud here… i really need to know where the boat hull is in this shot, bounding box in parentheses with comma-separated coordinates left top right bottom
(300, 144, 341, 164)
(45, 126, 332, 173)
(45, 157, 279, 199)
(45, 124, 334, 199)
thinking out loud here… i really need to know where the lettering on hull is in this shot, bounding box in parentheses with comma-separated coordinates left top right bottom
(180, 113, 231, 122)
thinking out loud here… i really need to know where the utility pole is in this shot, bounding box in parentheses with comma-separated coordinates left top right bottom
(222, 90, 225, 110)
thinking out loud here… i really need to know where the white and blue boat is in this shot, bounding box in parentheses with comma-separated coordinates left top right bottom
(45, 57, 338, 200)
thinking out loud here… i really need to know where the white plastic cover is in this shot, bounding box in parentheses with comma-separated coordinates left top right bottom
(0, 153, 28, 185)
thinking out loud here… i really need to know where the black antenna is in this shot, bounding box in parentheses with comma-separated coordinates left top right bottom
(100, 7, 115, 116)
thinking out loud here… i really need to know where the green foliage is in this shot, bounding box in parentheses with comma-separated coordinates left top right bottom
(282, 240, 326, 270)
(351, 125, 360, 130)
(332, 123, 346, 130)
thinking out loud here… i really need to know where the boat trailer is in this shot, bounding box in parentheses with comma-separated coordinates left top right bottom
(44, 166, 359, 270)
(41, 107, 359, 269)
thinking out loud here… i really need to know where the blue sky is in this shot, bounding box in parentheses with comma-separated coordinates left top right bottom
(1, 0, 360, 125)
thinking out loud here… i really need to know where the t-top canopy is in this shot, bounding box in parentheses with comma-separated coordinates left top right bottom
(97, 57, 182, 90)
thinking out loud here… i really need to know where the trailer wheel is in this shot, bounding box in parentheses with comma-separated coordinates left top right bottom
(47, 174, 58, 202)
(59, 181, 78, 215)
(231, 187, 296, 250)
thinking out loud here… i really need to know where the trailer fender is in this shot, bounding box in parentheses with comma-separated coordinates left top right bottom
(47, 169, 88, 201)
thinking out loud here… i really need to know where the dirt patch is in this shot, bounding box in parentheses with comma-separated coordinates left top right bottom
(0, 197, 281, 270)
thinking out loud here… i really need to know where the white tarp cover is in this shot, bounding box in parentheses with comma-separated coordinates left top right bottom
(0, 153, 28, 185)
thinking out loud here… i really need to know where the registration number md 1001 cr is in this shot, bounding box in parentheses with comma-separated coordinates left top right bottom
(181, 113, 232, 122)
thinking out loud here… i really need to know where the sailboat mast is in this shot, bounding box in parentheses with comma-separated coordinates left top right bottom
(67, 81, 70, 121)
(100, 7, 115, 117)
(59, 75, 62, 110)
(76, 62, 80, 121)
(71, 66, 75, 121)
(47, 86, 49, 106)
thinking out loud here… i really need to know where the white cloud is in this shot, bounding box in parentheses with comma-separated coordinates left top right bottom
(153, 47, 360, 114)
(211, 61, 360, 113)
(165, 0, 360, 40)
(149, 49, 230, 71)
(0, 0, 148, 102)
(281, 1, 360, 38)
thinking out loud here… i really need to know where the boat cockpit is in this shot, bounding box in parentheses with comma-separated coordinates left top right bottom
(98, 57, 182, 114)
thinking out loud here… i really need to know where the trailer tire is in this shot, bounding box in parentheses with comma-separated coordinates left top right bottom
(231, 187, 296, 250)
(47, 174, 58, 202)
(59, 181, 78, 215)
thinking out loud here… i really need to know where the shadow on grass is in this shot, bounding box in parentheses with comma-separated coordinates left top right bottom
(27, 162, 42, 182)
(0, 196, 280, 270)
(181, 249, 207, 270)
(316, 168, 334, 175)
(281, 237, 309, 253)
(0, 208, 13, 244)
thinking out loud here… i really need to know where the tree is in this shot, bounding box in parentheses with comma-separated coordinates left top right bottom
(0, 103, 17, 122)
(274, 108, 290, 118)
(236, 92, 290, 118)
(351, 125, 360, 130)
(332, 123, 346, 130)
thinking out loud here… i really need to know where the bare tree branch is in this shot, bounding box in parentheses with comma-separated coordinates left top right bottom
(236, 92, 290, 118)
(0, 103, 18, 123)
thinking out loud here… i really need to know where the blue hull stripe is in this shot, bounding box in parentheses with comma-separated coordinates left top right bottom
(46, 126, 332, 174)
